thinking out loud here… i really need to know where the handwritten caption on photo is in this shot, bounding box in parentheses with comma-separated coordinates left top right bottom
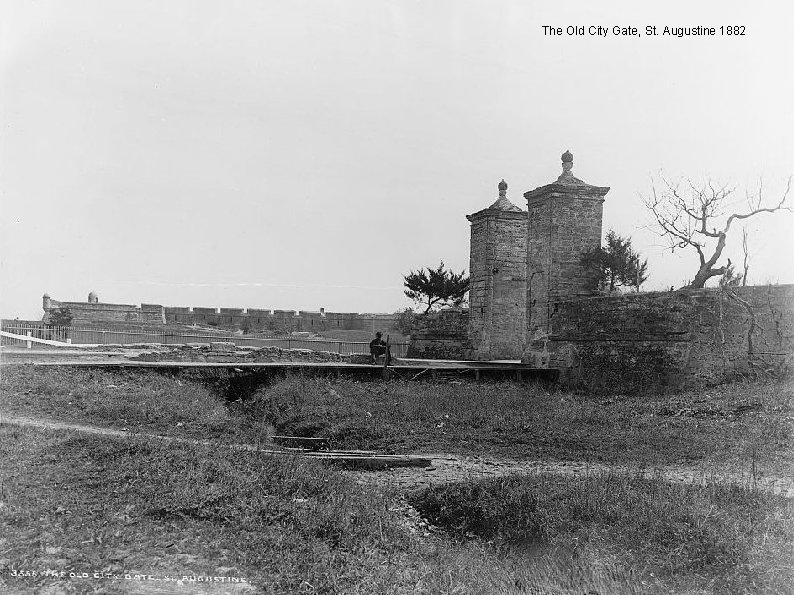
(4, 568, 249, 584)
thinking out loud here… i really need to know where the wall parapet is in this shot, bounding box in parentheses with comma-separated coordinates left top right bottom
(524, 284, 794, 390)
(41, 295, 396, 333)
(407, 309, 470, 360)
(43, 299, 166, 325)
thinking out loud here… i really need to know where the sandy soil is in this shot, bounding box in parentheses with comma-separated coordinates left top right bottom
(353, 452, 794, 498)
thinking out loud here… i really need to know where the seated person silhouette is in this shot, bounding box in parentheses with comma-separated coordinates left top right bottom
(369, 332, 387, 364)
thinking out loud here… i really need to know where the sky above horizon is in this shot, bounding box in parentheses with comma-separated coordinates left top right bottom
(2, 0, 793, 320)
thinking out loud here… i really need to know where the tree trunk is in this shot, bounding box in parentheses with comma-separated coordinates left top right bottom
(689, 269, 713, 288)
(689, 264, 729, 288)
(689, 231, 729, 288)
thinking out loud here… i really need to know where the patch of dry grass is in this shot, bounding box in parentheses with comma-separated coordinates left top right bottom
(0, 365, 241, 440)
(0, 425, 653, 594)
(2, 364, 794, 593)
(2, 365, 792, 477)
(2, 423, 791, 594)
(410, 472, 794, 594)
(245, 374, 794, 474)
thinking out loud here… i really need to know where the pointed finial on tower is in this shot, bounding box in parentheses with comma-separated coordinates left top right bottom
(561, 150, 573, 174)
(498, 179, 508, 197)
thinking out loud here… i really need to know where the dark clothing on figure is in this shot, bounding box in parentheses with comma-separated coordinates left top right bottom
(369, 338, 387, 362)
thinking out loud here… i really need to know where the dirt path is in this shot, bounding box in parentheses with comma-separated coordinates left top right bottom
(3, 412, 792, 498)
(353, 453, 794, 498)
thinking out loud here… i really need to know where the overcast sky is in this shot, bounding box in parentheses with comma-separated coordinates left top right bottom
(2, 0, 792, 320)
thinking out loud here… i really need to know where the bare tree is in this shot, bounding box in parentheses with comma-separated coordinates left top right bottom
(644, 175, 791, 288)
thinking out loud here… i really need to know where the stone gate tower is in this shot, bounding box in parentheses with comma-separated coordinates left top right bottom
(466, 179, 527, 360)
(524, 151, 609, 362)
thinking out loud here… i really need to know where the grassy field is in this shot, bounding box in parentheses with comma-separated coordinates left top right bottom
(1, 365, 793, 593)
(1, 365, 792, 475)
(0, 366, 240, 441)
(0, 424, 491, 594)
(410, 473, 794, 594)
(1, 424, 791, 594)
(242, 374, 794, 475)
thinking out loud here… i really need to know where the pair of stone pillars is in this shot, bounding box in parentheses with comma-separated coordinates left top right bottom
(466, 151, 610, 363)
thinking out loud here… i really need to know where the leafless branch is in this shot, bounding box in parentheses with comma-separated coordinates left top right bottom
(724, 176, 792, 234)
(644, 175, 792, 288)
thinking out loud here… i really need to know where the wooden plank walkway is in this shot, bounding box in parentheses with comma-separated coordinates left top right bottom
(3, 358, 557, 379)
(0, 346, 559, 381)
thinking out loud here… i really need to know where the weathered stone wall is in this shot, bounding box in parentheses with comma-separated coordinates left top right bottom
(467, 210, 527, 360)
(41, 295, 394, 332)
(163, 307, 390, 333)
(526, 284, 794, 390)
(43, 299, 166, 325)
(407, 309, 469, 360)
(525, 177, 607, 343)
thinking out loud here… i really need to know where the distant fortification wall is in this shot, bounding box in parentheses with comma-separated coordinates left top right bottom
(164, 305, 392, 333)
(43, 296, 166, 326)
(525, 284, 794, 390)
(41, 294, 394, 333)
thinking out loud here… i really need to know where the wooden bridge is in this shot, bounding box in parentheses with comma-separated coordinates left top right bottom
(1, 348, 557, 382)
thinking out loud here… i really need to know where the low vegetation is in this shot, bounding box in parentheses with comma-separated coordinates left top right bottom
(2, 424, 791, 594)
(243, 375, 793, 475)
(0, 425, 496, 593)
(0, 366, 237, 440)
(2, 366, 792, 476)
(1, 365, 792, 593)
(410, 473, 794, 594)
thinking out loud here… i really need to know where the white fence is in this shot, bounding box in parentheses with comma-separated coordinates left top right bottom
(0, 323, 409, 357)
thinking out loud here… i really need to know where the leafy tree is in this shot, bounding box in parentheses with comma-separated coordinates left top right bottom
(47, 306, 73, 327)
(580, 230, 649, 293)
(644, 175, 791, 288)
(719, 262, 743, 288)
(403, 261, 469, 314)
